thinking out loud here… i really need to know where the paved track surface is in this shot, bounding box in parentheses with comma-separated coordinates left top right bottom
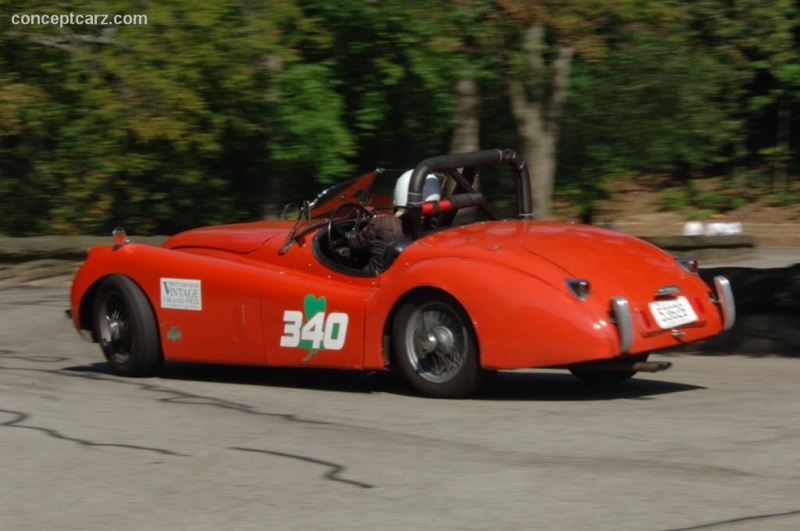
(1, 286, 800, 530)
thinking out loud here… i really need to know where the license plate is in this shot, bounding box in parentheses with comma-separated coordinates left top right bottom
(649, 297, 698, 329)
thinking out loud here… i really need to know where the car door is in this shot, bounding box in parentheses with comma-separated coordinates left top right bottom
(260, 241, 377, 369)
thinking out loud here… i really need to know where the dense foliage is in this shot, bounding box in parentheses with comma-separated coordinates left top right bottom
(1, 0, 798, 235)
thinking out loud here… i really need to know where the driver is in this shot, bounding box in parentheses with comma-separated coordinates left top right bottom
(347, 170, 441, 271)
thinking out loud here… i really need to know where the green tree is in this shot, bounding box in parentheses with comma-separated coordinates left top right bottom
(4, 0, 800, 236)
(1, 0, 354, 234)
(684, 0, 798, 189)
(558, 26, 740, 220)
(293, 0, 467, 173)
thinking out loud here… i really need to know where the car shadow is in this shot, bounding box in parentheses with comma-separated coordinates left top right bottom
(481, 371, 704, 401)
(65, 362, 704, 401)
(66, 362, 389, 395)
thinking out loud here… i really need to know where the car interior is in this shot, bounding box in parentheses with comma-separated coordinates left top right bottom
(312, 169, 495, 276)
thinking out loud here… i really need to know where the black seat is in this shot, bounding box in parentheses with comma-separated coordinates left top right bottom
(382, 236, 411, 270)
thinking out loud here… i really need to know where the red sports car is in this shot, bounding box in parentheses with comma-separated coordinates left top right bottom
(69, 149, 735, 398)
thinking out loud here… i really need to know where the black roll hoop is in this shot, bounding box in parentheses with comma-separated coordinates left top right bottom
(405, 148, 533, 239)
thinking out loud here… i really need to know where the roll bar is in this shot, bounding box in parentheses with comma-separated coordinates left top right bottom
(406, 148, 533, 239)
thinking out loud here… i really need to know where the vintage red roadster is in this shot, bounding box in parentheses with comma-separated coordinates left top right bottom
(69, 149, 735, 398)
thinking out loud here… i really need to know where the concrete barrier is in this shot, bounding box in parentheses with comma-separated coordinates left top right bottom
(642, 234, 757, 261)
(0, 235, 167, 263)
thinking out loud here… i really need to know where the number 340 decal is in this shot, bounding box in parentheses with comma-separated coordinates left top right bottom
(280, 294, 349, 362)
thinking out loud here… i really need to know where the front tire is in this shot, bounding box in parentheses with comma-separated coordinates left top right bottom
(94, 275, 162, 377)
(393, 292, 485, 398)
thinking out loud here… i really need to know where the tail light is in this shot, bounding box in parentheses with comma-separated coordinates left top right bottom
(566, 279, 591, 300)
(112, 227, 129, 249)
(676, 258, 699, 275)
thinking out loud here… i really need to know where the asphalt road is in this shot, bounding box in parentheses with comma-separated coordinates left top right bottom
(1, 286, 800, 531)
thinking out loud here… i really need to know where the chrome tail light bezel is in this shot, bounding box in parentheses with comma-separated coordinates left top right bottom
(610, 296, 633, 354)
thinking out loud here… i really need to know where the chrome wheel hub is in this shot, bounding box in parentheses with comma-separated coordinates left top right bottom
(99, 294, 132, 365)
(107, 318, 122, 341)
(405, 304, 467, 384)
(420, 325, 456, 355)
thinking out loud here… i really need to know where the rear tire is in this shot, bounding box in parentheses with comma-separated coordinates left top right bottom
(393, 292, 485, 398)
(94, 275, 162, 377)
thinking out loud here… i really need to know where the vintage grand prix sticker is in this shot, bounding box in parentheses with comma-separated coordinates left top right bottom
(160, 278, 202, 311)
(280, 294, 349, 362)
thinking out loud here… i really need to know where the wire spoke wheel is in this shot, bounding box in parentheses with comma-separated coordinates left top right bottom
(93, 275, 162, 377)
(98, 293, 133, 365)
(393, 291, 487, 398)
(406, 304, 467, 383)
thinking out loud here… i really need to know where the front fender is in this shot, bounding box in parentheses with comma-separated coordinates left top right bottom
(70, 243, 191, 337)
(70, 244, 118, 336)
(70, 242, 269, 366)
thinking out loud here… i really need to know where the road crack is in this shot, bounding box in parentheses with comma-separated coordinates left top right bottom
(61, 369, 336, 426)
(230, 446, 375, 489)
(0, 408, 186, 456)
(663, 508, 800, 530)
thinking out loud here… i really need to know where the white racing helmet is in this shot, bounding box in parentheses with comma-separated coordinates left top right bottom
(394, 169, 441, 209)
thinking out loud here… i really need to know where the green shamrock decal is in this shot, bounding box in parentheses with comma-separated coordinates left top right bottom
(300, 294, 327, 361)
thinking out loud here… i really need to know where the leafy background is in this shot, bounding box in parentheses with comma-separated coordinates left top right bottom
(2, 0, 799, 236)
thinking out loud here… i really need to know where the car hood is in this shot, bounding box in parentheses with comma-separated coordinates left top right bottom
(418, 221, 694, 299)
(163, 221, 295, 254)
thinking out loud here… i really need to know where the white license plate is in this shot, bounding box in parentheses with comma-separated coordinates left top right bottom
(649, 297, 698, 329)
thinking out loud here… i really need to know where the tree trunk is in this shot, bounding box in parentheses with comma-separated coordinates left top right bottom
(262, 53, 284, 219)
(775, 96, 790, 192)
(508, 25, 573, 220)
(449, 78, 480, 154)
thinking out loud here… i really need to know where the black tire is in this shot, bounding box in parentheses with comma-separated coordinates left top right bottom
(393, 292, 485, 398)
(93, 274, 162, 377)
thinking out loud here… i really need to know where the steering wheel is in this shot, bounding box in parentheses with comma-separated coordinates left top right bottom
(326, 202, 374, 259)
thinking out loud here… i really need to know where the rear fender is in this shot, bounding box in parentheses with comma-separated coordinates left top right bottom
(364, 258, 618, 371)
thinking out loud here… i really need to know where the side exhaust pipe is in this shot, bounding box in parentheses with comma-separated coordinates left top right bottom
(566, 360, 672, 373)
(632, 361, 672, 373)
